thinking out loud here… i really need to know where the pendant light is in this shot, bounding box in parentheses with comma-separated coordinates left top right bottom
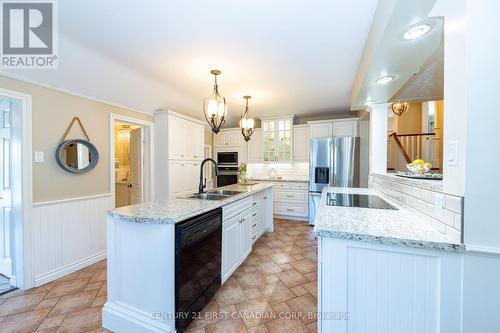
(203, 70, 227, 134)
(239, 95, 254, 142)
(391, 101, 409, 117)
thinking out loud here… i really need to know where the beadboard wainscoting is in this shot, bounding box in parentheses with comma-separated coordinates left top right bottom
(31, 194, 113, 286)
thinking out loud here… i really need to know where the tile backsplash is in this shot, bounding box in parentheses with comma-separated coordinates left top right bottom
(247, 163, 309, 180)
(370, 173, 464, 242)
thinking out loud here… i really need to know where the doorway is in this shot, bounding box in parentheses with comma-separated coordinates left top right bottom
(110, 114, 154, 208)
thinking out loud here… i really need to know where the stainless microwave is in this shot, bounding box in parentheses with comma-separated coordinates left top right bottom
(216, 151, 238, 166)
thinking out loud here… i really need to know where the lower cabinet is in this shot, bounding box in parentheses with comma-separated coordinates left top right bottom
(221, 189, 273, 283)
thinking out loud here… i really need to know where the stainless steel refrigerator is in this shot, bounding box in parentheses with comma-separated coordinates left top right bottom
(308, 137, 360, 225)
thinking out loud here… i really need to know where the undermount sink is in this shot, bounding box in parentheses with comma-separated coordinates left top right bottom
(208, 190, 243, 196)
(185, 189, 243, 200)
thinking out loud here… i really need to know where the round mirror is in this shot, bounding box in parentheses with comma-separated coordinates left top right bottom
(56, 139, 99, 173)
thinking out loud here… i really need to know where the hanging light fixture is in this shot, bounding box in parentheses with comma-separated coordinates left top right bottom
(239, 95, 254, 142)
(391, 101, 409, 116)
(203, 69, 227, 134)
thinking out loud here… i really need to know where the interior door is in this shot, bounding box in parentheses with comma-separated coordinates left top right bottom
(0, 98, 12, 278)
(130, 127, 143, 204)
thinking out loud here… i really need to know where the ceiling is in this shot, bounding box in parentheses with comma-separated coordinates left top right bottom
(350, 0, 443, 110)
(1, 0, 379, 122)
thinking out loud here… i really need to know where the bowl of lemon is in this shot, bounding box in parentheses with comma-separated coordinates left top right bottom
(406, 159, 432, 174)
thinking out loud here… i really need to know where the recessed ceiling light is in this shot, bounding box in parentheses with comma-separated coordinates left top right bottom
(375, 75, 394, 85)
(403, 24, 431, 40)
(362, 100, 375, 106)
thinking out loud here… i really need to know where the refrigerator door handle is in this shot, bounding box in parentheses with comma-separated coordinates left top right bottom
(308, 192, 321, 225)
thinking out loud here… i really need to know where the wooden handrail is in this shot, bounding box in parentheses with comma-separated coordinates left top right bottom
(395, 132, 436, 137)
(389, 133, 411, 163)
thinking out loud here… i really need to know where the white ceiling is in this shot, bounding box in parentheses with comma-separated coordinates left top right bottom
(2, 0, 379, 122)
(350, 0, 443, 110)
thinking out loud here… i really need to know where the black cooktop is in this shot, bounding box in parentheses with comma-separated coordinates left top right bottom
(326, 193, 398, 210)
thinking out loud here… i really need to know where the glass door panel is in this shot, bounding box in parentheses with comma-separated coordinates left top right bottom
(277, 120, 291, 161)
(262, 120, 275, 161)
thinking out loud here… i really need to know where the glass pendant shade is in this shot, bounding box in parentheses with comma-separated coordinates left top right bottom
(240, 96, 254, 142)
(203, 70, 227, 134)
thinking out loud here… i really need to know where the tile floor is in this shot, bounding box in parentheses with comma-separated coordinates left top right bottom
(0, 219, 317, 333)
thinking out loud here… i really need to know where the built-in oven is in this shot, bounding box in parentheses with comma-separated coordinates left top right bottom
(175, 208, 222, 332)
(216, 151, 238, 166)
(216, 166, 239, 187)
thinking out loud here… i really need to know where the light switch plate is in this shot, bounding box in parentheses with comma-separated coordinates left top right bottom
(447, 141, 458, 166)
(34, 151, 44, 163)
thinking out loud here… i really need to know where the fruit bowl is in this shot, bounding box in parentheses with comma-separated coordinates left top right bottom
(406, 160, 432, 174)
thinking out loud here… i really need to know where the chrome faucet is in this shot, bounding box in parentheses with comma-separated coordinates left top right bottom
(199, 158, 219, 194)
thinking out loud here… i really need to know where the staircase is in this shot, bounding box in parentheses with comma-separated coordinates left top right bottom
(388, 132, 441, 172)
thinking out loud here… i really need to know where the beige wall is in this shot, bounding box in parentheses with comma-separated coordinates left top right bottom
(395, 102, 422, 134)
(0, 75, 152, 203)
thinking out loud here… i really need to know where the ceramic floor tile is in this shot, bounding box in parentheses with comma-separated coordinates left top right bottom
(289, 259, 316, 274)
(285, 295, 317, 324)
(35, 297, 60, 310)
(84, 281, 103, 292)
(275, 269, 309, 288)
(301, 281, 317, 298)
(258, 282, 296, 305)
(270, 253, 296, 265)
(0, 308, 50, 333)
(248, 324, 269, 333)
(290, 285, 308, 297)
(214, 284, 248, 307)
(264, 317, 308, 333)
(205, 318, 248, 333)
(236, 296, 276, 328)
(49, 290, 98, 316)
(37, 313, 66, 330)
(45, 279, 88, 299)
(237, 272, 273, 289)
(57, 307, 102, 333)
(88, 270, 107, 284)
(0, 291, 46, 316)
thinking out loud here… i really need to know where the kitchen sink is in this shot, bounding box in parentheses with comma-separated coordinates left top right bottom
(185, 189, 243, 200)
(208, 190, 243, 196)
(185, 193, 229, 200)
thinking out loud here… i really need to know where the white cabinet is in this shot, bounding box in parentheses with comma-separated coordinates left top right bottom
(247, 129, 263, 163)
(240, 209, 253, 261)
(214, 129, 243, 148)
(155, 110, 205, 200)
(261, 181, 309, 220)
(261, 116, 294, 162)
(309, 119, 359, 139)
(222, 213, 241, 282)
(293, 125, 310, 161)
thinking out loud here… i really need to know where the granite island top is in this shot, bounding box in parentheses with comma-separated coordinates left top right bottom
(248, 177, 309, 183)
(108, 183, 273, 225)
(313, 187, 465, 252)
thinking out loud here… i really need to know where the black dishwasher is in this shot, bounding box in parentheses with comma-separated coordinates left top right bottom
(175, 208, 222, 332)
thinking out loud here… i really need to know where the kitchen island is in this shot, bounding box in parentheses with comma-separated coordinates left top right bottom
(315, 187, 464, 333)
(102, 183, 273, 333)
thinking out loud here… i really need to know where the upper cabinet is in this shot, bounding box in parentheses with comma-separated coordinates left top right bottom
(247, 129, 263, 163)
(214, 129, 244, 148)
(292, 125, 310, 161)
(308, 118, 359, 139)
(261, 116, 293, 162)
(167, 113, 204, 160)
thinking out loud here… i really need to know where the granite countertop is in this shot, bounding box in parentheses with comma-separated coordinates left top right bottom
(108, 183, 273, 225)
(249, 177, 309, 183)
(313, 187, 465, 252)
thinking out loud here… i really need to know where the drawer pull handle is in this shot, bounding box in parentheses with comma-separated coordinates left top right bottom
(252, 235, 256, 240)
(286, 195, 294, 198)
(252, 202, 257, 206)
(252, 213, 257, 217)
(286, 208, 295, 212)
(252, 224, 257, 227)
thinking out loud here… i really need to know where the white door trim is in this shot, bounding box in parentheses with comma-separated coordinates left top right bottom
(0, 87, 33, 290)
(109, 114, 154, 207)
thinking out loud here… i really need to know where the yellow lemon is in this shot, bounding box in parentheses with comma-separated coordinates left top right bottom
(413, 159, 425, 165)
(424, 162, 432, 168)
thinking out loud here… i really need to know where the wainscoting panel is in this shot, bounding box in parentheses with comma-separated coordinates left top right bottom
(32, 194, 113, 286)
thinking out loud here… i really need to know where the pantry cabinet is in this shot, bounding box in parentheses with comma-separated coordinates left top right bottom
(292, 125, 310, 161)
(155, 110, 205, 200)
(214, 129, 244, 148)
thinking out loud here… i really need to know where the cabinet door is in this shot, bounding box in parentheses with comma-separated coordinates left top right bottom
(247, 129, 263, 163)
(192, 123, 204, 160)
(310, 123, 333, 139)
(222, 214, 241, 283)
(240, 209, 253, 262)
(293, 126, 310, 161)
(214, 132, 227, 147)
(188, 162, 200, 194)
(277, 119, 292, 162)
(168, 115, 183, 159)
(168, 161, 184, 197)
(227, 130, 243, 146)
(262, 120, 276, 161)
(332, 121, 357, 137)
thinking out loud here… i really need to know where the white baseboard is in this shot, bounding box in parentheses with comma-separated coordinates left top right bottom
(103, 302, 174, 333)
(34, 251, 107, 287)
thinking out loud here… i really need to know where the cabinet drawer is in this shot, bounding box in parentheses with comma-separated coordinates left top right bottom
(275, 190, 307, 203)
(273, 182, 291, 189)
(223, 197, 252, 220)
(290, 182, 308, 190)
(274, 203, 308, 217)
